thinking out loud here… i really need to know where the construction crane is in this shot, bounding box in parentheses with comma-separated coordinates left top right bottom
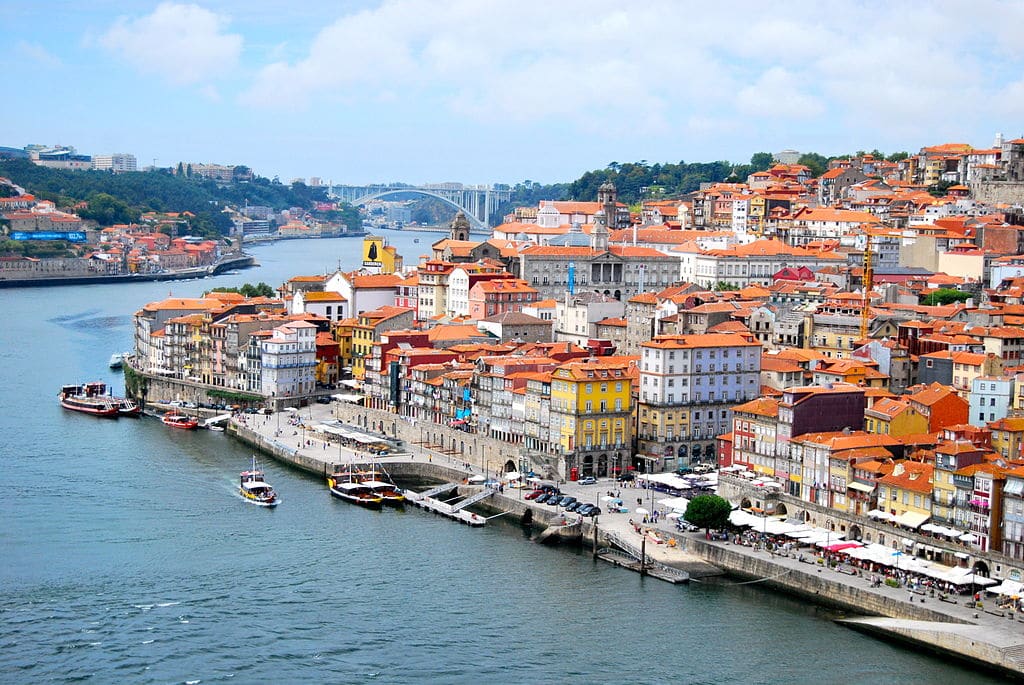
(860, 230, 873, 340)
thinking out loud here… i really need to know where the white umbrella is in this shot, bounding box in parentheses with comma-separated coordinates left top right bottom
(667, 512, 681, 520)
(635, 507, 650, 515)
(959, 532, 978, 542)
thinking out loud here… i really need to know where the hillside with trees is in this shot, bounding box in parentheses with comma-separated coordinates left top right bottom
(0, 159, 361, 235)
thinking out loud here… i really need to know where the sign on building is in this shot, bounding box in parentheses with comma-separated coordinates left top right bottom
(10, 231, 87, 242)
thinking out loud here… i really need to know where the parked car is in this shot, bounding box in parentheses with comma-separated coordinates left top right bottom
(525, 489, 544, 500)
(316, 396, 332, 404)
(557, 496, 577, 507)
(576, 503, 594, 516)
(578, 476, 597, 485)
(617, 472, 636, 482)
(693, 463, 716, 474)
(547, 495, 563, 506)
(581, 506, 602, 517)
(535, 492, 552, 504)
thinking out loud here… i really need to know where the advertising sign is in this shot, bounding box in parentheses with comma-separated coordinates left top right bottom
(10, 231, 87, 242)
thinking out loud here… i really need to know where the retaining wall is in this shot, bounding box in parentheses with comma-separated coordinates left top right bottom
(688, 537, 964, 622)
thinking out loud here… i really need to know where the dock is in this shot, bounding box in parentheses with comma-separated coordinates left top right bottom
(404, 484, 488, 526)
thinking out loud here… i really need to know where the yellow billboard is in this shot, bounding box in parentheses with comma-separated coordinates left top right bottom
(362, 236, 395, 273)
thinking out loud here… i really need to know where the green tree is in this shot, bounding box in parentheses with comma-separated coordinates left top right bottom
(797, 152, 830, 177)
(887, 151, 909, 162)
(78, 192, 140, 225)
(714, 281, 738, 291)
(921, 288, 971, 306)
(684, 494, 733, 534)
(749, 152, 774, 172)
(209, 282, 275, 298)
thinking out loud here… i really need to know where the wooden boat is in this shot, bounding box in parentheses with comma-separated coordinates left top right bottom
(327, 474, 383, 509)
(58, 382, 120, 418)
(118, 398, 142, 417)
(363, 479, 406, 506)
(239, 456, 279, 507)
(162, 413, 199, 429)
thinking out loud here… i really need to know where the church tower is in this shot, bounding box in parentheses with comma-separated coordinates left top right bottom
(591, 209, 610, 252)
(598, 181, 617, 228)
(450, 211, 471, 241)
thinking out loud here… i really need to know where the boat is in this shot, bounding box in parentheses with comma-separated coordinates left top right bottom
(108, 353, 124, 369)
(327, 472, 383, 509)
(239, 456, 279, 507)
(58, 382, 120, 417)
(162, 413, 199, 429)
(363, 479, 406, 506)
(118, 397, 142, 417)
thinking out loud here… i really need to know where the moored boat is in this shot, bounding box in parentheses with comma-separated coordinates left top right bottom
(118, 398, 142, 417)
(162, 413, 199, 429)
(240, 456, 279, 507)
(327, 474, 383, 509)
(108, 353, 124, 369)
(362, 478, 405, 505)
(58, 382, 120, 418)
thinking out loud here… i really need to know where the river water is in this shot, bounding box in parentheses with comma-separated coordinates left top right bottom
(0, 233, 1001, 683)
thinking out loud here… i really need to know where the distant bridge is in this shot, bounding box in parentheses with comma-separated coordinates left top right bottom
(329, 183, 511, 230)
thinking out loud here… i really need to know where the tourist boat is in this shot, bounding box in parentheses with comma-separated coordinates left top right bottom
(363, 479, 406, 506)
(239, 456, 279, 507)
(118, 398, 142, 417)
(327, 473, 383, 509)
(162, 413, 199, 429)
(108, 353, 124, 369)
(58, 382, 120, 417)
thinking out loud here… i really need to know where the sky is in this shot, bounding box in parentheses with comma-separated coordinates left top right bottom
(3, 1, 1024, 187)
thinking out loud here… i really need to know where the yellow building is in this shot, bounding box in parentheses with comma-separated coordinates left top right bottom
(876, 461, 934, 528)
(361, 236, 401, 274)
(864, 397, 929, 436)
(989, 416, 1024, 461)
(550, 360, 634, 479)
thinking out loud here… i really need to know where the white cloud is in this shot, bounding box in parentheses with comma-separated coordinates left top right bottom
(736, 67, 824, 119)
(100, 2, 242, 86)
(236, 0, 1024, 150)
(16, 41, 61, 67)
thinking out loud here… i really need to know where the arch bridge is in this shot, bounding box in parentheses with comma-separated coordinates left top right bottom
(329, 183, 511, 230)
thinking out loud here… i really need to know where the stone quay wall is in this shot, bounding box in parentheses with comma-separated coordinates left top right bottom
(687, 536, 963, 623)
(332, 402, 552, 477)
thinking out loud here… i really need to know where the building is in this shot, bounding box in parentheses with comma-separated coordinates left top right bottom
(550, 360, 634, 479)
(638, 332, 762, 470)
(259, 321, 317, 398)
(92, 153, 137, 172)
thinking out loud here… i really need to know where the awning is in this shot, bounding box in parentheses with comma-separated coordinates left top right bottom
(989, 580, 1024, 597)
(1005, 479, 1024, 496)
(867, 509, 895, 521)
(847, 481, 875, 493)
(895, 511, 930, 529)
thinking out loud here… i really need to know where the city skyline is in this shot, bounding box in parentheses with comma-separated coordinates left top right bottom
(3, 0, 1024, 186)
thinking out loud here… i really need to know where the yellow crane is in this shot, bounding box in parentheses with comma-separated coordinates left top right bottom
(860, 230, 873, 340)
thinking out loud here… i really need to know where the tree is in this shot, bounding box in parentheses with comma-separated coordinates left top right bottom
(797, 152, 830, 177)
(684, 494, 732, 534)
(749, 151, 774, 172)
(921, 288, 971, 306)
(209, 282, 275, 298)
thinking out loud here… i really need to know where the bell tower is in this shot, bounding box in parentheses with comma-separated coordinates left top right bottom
(450, 211, 471, 241)
(598, 181, 617, 228)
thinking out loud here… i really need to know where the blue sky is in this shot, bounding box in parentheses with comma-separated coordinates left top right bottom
(3, 1, 1024, 186)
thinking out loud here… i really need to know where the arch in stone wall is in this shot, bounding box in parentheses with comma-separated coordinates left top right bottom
(849, 524, 863, 541)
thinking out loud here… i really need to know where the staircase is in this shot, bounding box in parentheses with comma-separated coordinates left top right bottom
(420, 482, 458, 498)
(451, 488, 496, 511)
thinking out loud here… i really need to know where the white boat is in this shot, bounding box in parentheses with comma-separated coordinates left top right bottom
(327, 475, 383, 509)
(109, 353, 124, 369)
(240, 456, 279, 507)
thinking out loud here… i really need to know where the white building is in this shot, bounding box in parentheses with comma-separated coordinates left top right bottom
(970, 375, 1013, 426)
(260, 321, 317, 398)
(92, 153, 138, 172)
(637, 332, 762, 467)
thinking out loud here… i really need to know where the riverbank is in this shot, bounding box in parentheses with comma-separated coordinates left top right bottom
(0, 253, 256, 288)
(225, 404, 1024, 679)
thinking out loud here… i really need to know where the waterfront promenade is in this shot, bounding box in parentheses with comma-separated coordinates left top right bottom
(228, 406, 1024, 677)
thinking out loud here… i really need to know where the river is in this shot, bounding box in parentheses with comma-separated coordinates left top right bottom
(0, 233, 1001, 683)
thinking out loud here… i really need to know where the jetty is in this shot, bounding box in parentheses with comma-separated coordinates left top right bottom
(404, 484, 489, 526)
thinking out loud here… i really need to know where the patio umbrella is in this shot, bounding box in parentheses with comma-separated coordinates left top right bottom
(959, 532, 978, 542)
(635, 507, 650, 515)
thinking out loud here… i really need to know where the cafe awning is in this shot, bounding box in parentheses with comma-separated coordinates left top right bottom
(847, 481, 875, 493)
(895, 511, 930, 529)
